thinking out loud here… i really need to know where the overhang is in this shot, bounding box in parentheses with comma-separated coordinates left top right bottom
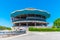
(11, 8, 50, 18)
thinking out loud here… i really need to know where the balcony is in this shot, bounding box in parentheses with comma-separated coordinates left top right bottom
(12, 17, 46, 22)
(26, 17, 44, 20)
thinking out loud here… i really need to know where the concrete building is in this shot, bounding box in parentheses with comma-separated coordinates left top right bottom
(11, 8, 50, 31)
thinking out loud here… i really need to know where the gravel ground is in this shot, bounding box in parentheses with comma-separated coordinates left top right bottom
(1, 32, 60, 40)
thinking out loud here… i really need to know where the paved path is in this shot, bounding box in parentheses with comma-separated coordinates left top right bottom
(1, 32, 60, 40)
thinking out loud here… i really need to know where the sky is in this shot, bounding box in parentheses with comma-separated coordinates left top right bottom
(0, 0, 60, 27)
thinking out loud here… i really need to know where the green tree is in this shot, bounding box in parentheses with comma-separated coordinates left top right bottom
(53, 18, 60, 28)
(0, 26, 11, 30)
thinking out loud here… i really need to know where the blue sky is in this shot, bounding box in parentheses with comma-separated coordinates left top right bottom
(0, 0, 60, 27)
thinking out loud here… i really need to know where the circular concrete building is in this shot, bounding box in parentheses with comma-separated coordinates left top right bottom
(11, 8, 50, 30)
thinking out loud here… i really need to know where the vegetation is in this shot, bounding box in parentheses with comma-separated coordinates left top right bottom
(52, 25, 56, 28)
(53, 18, 60, 28)
(29, 18, 60, 32)
(0, 26, 11, 30)
(29, 27, 60, 32)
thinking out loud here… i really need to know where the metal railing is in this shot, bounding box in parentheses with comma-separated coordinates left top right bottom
(0, 30, 26, 35)
(12, 19, 46, 22)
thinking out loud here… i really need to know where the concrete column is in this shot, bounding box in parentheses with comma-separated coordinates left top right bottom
(35, 22, 36, 27)
(26, 23, 29, 32)
(26, 23, 28, 27)
(41, 23, 43, 27)
(19, 23, 21, 26)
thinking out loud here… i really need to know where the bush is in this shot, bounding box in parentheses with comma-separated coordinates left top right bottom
(52, 26, 56, 28)
(0, 26, 11, 30)
(29, 27, 60, 32)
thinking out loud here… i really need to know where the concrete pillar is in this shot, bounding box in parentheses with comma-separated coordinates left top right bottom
(19, 23, 21, 26)
(26, 23, 29, 32)
(41, 23, 43, 27)
(26, 23, 28, 27)
(35, 22, 36, 27)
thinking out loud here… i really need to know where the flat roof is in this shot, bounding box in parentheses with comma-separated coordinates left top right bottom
(11, 8, 50, 18)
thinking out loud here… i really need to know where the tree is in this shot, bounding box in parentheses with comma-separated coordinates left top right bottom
(0, 26, 11, 30)
(53, 18, 60, 28)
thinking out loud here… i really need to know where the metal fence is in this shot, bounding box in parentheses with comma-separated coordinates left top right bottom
(0, 30, 26, 35)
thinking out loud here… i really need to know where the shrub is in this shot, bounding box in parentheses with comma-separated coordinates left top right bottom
(29, 27, 60, 32)
(52, 26, 56, 28)
(0, 26, 11, 30)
